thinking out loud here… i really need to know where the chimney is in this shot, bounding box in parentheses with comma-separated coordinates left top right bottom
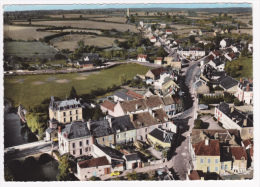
(129, 113, 134, 123)
(58, 126, 61, 133)
(135, 104, 138, 110)
(152, 111, 155, 118)
(163, 130, 166, 138)
(230, 107, 234, 113)
(243, 118, 247, 127)
(187, 169, 191, 175)
(227, 147, 230, 153)
(249, 78, 252, 83)
(205, 138, 209, 146)
(240, 78, 242, 82)
(108, 117, 112, 128)
(92, 135, 95, 144)
(246, 83, 249, 91)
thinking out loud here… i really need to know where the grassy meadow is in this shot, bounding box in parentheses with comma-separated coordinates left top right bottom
(236, 55, 253, 80)
(4, 63, 151, 108)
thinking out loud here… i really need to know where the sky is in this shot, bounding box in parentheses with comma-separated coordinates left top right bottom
(4, 3, 252, 12)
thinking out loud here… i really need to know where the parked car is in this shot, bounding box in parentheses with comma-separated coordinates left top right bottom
(110, 171, 121, 176)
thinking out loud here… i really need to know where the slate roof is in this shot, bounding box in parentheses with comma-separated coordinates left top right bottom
(230, 147, 247, 160)
(188, 170, 204, 180)
(114, 91, 134, 101)
(212, 58, 224, 66)
(49, 96, 82, 111)
(125, 153, 141, 161)
(62, 121, 91, 139)
(211, 71, 226, 77)
(217, 102, 253, 128)
(149, 128, 174, 143)
(78, 156, 110, 168)
(90, 119, 115, 138)
(238, 80, 253, 92)
(95, 143, 124, 160)
(111, 115, 135, 132)
(49, 117, 58, 123)
(77, 61, 94, 65)
(150, 67, 166, 77)
(46, 128, 56, 134)
(217, 75, 239, 90)
(101, 100, 116, 112)
(193, 140, 220, 156)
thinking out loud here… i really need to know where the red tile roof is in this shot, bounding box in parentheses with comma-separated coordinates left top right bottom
(156, 57, 163, 60)
(188, 170, 204, 180)
(207, 54, 215, 61)
(243, 139, 252, 147)
(228, 52, 236, 59)
(137, 54, 147, 59)
(193, 140, 220, 156)
(101, 100, 116, 112)
(151, 37, 156, 39)
(250, 147, 253, 157)
(230, 147, 247, 160)
(78, 156, 110, 168)
(166, 29, 173, 32)
(213, 51, 221, 56)
(126, 90, 143, 99)
(150, 67, 166, 77)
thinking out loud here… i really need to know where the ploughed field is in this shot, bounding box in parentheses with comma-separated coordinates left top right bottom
(4, 63, 151, 109)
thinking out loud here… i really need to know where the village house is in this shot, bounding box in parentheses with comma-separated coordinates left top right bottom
(45, 118, 59, 141)
(162, 95, 176, 118)
(76, 156, 111, 180)
(147, 127, 175, 148)
(193, 79, 210, 94)
(235, 79, 253, 104)
(216, 75, 239, 94)
(230, 147, 248, 173)
(215, 102, 253, 134)
(224, 52, 238, 61)
(177, 47, 205, 58)
(123, 153, 142, 170)
(208, 51, 222, 59)
(75, 61, 94, 69)
(165, 29, 173, 35)
(111, 115, 136, 144)
(154, 57, 163, 65)
(125, 89, 153, 99)
(89, 118, 116, 147)
(207, 58, 225, 71)
(92, 144, 125, 172)
(248, 41, 253, 53)
(58, 121, 93, 157)
(113, 90, 134, 102)
(100, 100, 116, 116)
(137, 54, 148, 62)
(163, 55, 182, 71)
(150, 36, 157, 43)
(49, 96, 83, 124)
(145, 67, 166, 80)
(220, 38, 231, 49)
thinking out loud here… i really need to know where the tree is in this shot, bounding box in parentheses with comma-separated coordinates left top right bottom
(234, 98, 242, 106)
(79, 15, 82, 19)
(28, 18, 31, 25)
(77, 40, 85, 49)
(189, 35, 196, 44)
(57, 155, 71, 181)
(157, 47, 168, 57)
(137, 47, 145, 54)
(127, 171, 138, 180)
(89, 176, 101, 181)
(151, 24, 157, 31)
(248, 20, 252, 25)
(194, 119, 203, 129)
(120, 73, 127, 85)
(69, 86, 78, 99)
(240, 47, 249, 57)
(4, 166, 14, 181)
(130, 15, 135, 23)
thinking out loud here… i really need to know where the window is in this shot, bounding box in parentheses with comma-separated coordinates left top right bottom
(76, 116, 78, 120)
(63, 112, 66, 116)
(207, 159, 211, 164)
(80, 149, 82, 155)
(221, 163, 224, 170)
(103, 137, 105, 142)
(215, 159, 219, 164)
(85, 147, 88, 152)
(72, 143, 75, 148)
(73, 150, 75, 155)
(70, 111, 72, 115)
(79, 141, 82, 147)
(215, 167, 218, 172)
(166, 123, 168, 128)
(200, 158, 204, 164)
(225, 165, 228, 170)
(145, 128, 148, 132)
(124, 133, 127, 138)
(86, 140, 89, 145)
(64, 118, 66, 123)
(116, 135, 120, 139)
(89, 147, 91, 151)
(76, 110, 78, 114)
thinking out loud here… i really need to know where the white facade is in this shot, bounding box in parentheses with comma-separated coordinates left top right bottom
(137, 57, 147, 62)
(235, 84, 253, 104)
(248, 43, 253, 53)
(220, 39, 227, 49)
(177, 49, 205, 58)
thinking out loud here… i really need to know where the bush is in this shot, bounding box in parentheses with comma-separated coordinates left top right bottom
(213, 117, 217, 121)
(194, 119, 203, 129)
(218, 122, 223, 127)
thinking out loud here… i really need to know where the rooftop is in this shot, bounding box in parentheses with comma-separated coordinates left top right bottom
(114, 90, 134, 101)
(90, 119, 115, 138)
(78, 156, 110, 168)
(149, 128, 175, 143)
(111, 115, 135, 133)
(62, 121, 91, 139)
(49, 96, 82, 111)
(101, 100, 116, 112)
(217, 75, 239, 90)
(188, 170, 204, 180)
(193, 139, 220, 156)
(95, 144, 124, 160)
(125, 153, 141, 161)
(230, 147, 247, 160)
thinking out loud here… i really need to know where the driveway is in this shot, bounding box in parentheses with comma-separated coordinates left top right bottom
(148, 147, 162, 159)
(200, 115, 223, 129)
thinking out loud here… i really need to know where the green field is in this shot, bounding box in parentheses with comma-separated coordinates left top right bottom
(4, 63, 151, 108)
(235, 55, 253, 80)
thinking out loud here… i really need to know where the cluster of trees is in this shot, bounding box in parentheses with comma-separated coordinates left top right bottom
(225, 59, 241, 77)
(129, 78, 148, 88)
(100, 49, 127, 60)
(116, 35, 152, 50)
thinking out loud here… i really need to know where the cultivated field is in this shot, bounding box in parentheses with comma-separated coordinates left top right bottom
(46, 14, 109, 18)
(12, 20, 139, 32)
(230, 28, 252, 35)
(48, 29, 102, 34)
(50, 34, 125, 50)
(4, 25, 53, 40)
(89, 16, 127, 23)
(4, 41, 58, 60)
(4, 63, 151, 108)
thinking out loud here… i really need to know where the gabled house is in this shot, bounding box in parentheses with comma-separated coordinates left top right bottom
(123, 153, 142, 170)
(150, 37, 157, 43)
(216, 75, 239, 94)
(76, 156, 111, 180)
(235, 79, 253, 104)
(220, 38, 231, 49)
(207, 58, 225, 71)
(165, 29, 173, 35)
(100, 100, 116, 116)
(162, 95, 176, 117)
(230, 147, 248, 173)
(113, 90, 134, 102)
(193, 79, 210, 94)
(145, 67, 166, 80)
(154, 57, 163, 65)
(224, 52, 237, 61)
(58, 121, 93, 157)
(49, 96, 83, 124)
(75, 61, 94, 69)
(147, 127, 175, 148)
(137, 54, 148, 62)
